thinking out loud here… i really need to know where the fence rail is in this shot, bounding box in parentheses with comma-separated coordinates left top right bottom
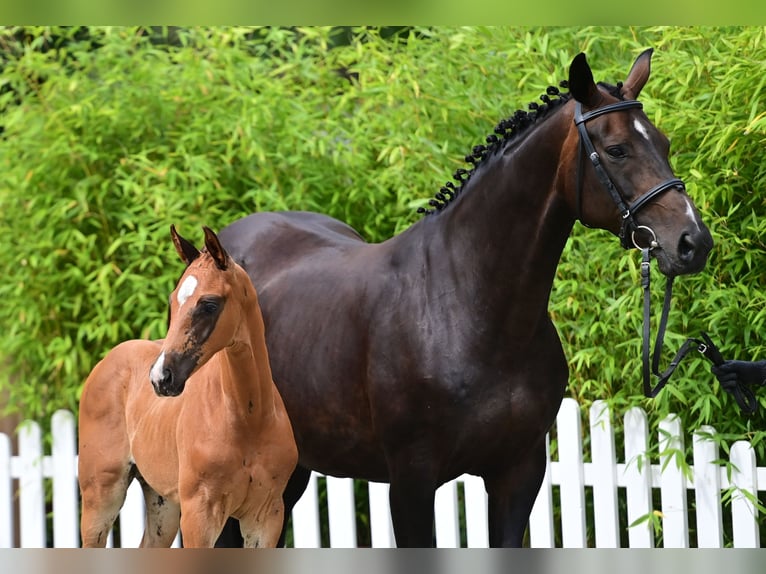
(0, 398, 763, 547)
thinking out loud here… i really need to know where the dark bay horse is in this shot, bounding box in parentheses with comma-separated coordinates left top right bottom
(217, 49, 713, 547)
(78, 226, 297, 547)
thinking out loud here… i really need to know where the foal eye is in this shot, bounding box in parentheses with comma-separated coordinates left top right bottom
(605, 145, 627, 159)
(199, 300, 220, 314)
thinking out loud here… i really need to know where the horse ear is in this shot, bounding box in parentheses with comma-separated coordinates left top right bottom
(202, 226, 229, 270)
(568, 52, 602, 108)
(170, 224, 200, 266)
(621, 48, 653, 100)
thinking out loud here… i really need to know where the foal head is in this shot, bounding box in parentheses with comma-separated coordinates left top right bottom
(149, 225, 258, 397)
(564, 49, 713, 277)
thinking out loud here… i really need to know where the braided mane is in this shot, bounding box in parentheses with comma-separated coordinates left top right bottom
(417, 79, 625, 216)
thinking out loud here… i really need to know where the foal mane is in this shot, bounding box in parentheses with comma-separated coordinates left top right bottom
(418, 80, 625, 215)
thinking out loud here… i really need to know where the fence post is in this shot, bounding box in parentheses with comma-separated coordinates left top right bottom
(0, 432, 12, 548)
(624, 407, 654, 548)
(659, 414, 688, 548)
(290, 472, 321, 547)
(434, 479, 460, 547)
(51, 410, 79, 548)
(589, 400, 619, 547)
(693, 426, 723, 548)
(528, 433, 554, 548)
(730, 440, 759, 548)
(557, 398, 586, 547)
(18, 420, 46, 548)
(117, 480, 145, 547)
(326, 476, 357, 548)
(367, 481, 395, 548)
(461, 474, 488, 548)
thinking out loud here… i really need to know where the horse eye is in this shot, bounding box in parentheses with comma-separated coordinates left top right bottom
(605, 145, 626, 159)
(199, 300, 220, 314)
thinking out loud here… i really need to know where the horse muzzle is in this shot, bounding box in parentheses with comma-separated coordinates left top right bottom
(149, 351, 190, 397)
(652, 221, 714, 277)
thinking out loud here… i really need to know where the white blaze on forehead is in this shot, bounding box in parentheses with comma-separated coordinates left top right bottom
(177, 275, 198, 307)
(633, 118, 651, 141)
(150, 351, 165, 383)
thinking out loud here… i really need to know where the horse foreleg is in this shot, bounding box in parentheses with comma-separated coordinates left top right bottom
(214, 464, 311, 547)
(483, 444, 547, 547)
(239, 498, 285, 548)
(277, 465, 311, 546)
(179, 498, 228, 548)
(387, 461, 437, 547)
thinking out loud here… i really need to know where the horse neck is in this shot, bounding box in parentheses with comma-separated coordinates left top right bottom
(406, 111, 576, 329)
(215, 301, 276, 422)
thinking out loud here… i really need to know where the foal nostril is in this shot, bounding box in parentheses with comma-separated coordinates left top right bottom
(151, 369, 175, 396)
(678, 232, 696, 263)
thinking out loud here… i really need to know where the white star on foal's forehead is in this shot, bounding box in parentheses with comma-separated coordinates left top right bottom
(177, 275, 198, 307)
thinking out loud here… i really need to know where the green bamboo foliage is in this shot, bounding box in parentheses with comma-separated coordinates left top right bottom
(1, 27, 764, 461)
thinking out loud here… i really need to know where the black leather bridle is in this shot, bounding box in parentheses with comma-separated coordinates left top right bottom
(573, 100, 757, 413)
(574, 100, 685, 250)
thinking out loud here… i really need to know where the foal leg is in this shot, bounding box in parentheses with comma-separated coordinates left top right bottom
(137, 476, 181, 547)
(483, 444, 547, 547)
(179, 494, 229, 548)
(79, 462, 133, 548)
(239, 497, 286, 548)
(214, 464, 312, 548)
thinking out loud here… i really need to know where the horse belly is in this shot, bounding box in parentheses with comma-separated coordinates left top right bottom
(256, 286, 388, 478)
(266, 328, 386, 478)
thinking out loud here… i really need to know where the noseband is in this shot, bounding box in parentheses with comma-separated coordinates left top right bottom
(574, 100, 685, 249)
(573, 100, 756, 413)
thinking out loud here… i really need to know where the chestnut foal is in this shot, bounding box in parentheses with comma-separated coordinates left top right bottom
(78, 226, 297, 547)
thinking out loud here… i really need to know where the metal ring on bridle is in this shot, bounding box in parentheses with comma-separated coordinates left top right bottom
(631, 225, 659, 250)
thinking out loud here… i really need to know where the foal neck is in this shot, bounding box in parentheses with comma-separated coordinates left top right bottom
(215, 287, 276, 422)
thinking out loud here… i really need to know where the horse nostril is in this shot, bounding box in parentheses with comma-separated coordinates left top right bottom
(151, 368, 175, 396)
(678, 232, 696, 262)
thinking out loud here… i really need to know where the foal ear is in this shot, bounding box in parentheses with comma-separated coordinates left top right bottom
(170, 224, 200, 266)
(568, 52, 602, 109)
(621, 48, 653, 100)
(202, 226, 229, 271)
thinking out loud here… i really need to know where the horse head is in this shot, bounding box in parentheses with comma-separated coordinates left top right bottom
(564, 48, 713, 277)
(149, 225, 254, 397)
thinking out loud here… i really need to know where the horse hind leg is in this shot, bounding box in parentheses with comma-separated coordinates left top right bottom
(137, 474, 181, 548)
(79, 462, 134, 548)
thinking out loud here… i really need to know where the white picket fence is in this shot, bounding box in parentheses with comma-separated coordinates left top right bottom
(0, 397, 763, 548)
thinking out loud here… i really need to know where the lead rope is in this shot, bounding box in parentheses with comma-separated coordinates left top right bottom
(639, 247, 759, 413)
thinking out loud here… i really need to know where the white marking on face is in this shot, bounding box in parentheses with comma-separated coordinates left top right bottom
(177, 275, 198, 307)
(683, 196, 700, 231)
(150, 351, 166, 383)
(633, 118, 650, 141)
